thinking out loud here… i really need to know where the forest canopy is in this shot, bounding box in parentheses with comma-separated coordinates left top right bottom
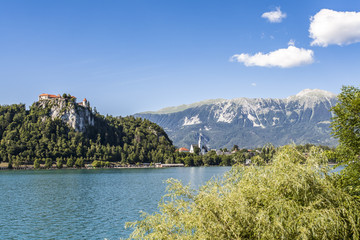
(0, 100, 175, 168)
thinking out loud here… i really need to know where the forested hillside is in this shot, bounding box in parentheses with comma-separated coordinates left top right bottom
(0, 98, 175, 168)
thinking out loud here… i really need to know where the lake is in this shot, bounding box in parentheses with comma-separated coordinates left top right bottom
(0, 167, 231, 239)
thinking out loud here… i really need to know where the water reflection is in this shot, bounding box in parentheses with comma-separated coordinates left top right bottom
(0, 167, 231, 239)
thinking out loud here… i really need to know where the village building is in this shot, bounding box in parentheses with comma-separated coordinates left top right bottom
(78, 98, 90, 108)
(216, 149, 232, 156)
(201, 145, 208, 155)
(38, 93, 77, 101)
(38, 94, 89, 108)
(189, 144, 197, 154)
(38, 93, 62, 101)
(190, 133, 209, 155)
(177, 147, 190, 153)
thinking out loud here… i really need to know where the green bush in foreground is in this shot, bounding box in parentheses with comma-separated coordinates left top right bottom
(126, 146, 360, 239)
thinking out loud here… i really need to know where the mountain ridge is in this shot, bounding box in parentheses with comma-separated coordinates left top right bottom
(139, 89, 336, 115)
(134, 89, 338, 149)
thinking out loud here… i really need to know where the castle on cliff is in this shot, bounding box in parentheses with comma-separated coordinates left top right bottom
(38, 93, 90, 108)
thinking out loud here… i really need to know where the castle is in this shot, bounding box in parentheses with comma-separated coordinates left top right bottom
(38, 93, 90, 108)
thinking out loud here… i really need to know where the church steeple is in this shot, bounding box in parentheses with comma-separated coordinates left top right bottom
(198, 133, 202, 148)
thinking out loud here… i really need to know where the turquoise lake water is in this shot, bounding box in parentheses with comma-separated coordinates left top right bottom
(0, 167, 231, 239)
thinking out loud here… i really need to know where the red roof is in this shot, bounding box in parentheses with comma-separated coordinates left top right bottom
(178, 147, 190, 152)
(39, 93, 76, 99)
(39, 94, 60, 98)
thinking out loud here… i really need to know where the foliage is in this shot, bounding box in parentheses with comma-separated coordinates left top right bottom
(331, 85, 360, 154)
(127, 146, 360, 239)
(44, 158, 52, 169)
(91, 160, 110, 168)
(56, 158, 63, 169)
(34, 159, 40, 169)
(250, 155, 265, 165)
(74, 158, 84, 168)
(330, 86, 360, 197)
(0, 101, 174, 167)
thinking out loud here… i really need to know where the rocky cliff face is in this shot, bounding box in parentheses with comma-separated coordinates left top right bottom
(38, 99, 94, 132)
(135, 89, 338, 149)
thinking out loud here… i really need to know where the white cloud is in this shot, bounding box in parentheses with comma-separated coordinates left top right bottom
(310, 9, 360, 47)
(230, 44, 314, 68)
(262, 7, 286, 23)
(288, 39, 295, 46)
(251, 83, 257, 87)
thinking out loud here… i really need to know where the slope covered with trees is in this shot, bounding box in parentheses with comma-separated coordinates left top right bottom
(0, 98, 175, 168)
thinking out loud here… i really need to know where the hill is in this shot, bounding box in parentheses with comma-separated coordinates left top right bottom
(0, 95, 175, 167)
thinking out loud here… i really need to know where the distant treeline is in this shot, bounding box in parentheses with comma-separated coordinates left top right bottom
(172, 143, 336, 167)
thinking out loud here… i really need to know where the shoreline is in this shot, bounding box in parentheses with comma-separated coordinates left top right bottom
(0, 163, 186, 171)
(0, 162, 340, 171)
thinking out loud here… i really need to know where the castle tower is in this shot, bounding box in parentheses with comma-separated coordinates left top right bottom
(82, 98, 90, 108)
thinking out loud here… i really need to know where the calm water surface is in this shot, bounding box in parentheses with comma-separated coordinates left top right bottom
(0, 167, 231, 239)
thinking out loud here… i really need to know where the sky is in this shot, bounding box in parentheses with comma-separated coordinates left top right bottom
(1, 0, 360, 116)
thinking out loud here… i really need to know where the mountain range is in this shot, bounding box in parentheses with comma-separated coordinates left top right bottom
(135, 89, 338, 149)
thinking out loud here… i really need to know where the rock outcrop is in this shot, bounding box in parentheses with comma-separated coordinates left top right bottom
(37, 98, 94, 132)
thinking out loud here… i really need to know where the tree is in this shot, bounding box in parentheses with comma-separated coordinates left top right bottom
(34, 159, 40, 169)
(250, 155, 265, 166)
(231, 145, 239, 152)
(56, 158, 63, 169)
(331, 86, 360, 154)
(75, 158, 84, 168)
(66, 158, 74, 168)
(44, 158, 52, 169)
(126, 146, 360, 239)
(331, 86, 360, 196)
(192, 146, 200, 155)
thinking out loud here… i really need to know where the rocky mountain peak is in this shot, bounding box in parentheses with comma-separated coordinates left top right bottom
(135, 89, 338, 149)
(294, 89, 336, 98)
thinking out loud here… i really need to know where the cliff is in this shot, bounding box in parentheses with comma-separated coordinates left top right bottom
(36, 98, 94, 132)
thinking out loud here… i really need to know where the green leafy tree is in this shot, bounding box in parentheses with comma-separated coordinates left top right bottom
(66, 158, 74, 168)
(331, 86, 360, 154)
(92, 160, 101, 168)
(330, 86, 360, 196)
(127, 146, 360, 239)
(56, 158, 63, 169)
(34, 159, 40, 169)
(192, 146, 200, 155)
(231, 145, 239, 152)
(250, 155, 265, 166)
(75, 158, 84, 168)
(44, 158, 52, 169)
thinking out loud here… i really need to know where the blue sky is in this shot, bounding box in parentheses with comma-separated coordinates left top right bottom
(1, 0, 360, 116)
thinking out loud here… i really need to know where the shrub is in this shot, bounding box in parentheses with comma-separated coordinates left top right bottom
(74, 158, 84, 168)
(66, 158, 74, 168)
(56, 158, 63, 169)
(127, 146, 360, 239)
(34, 159, 40, 169)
